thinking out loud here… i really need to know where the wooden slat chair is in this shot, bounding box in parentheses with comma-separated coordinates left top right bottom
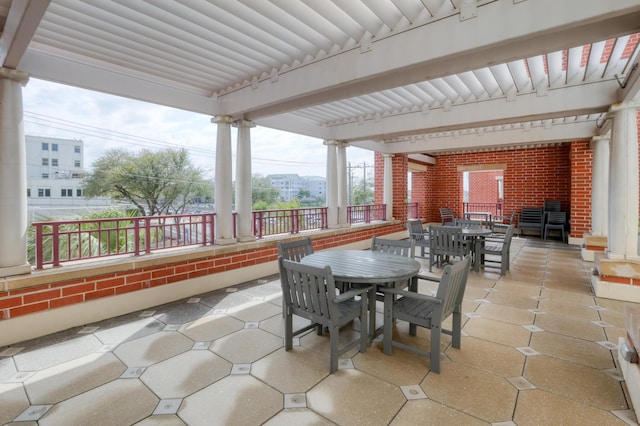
(518, 207, 543, 237)
(428, 225, 469, 272)
(475, 225, 515, 275)
(407, 219, 430, 258)
(454, 219, 483, 229)
(492, 210, 516, 233)
(277, 237, 314, 262)
(278, 257, 372, 373)
(380, 255, 471, 373)
(439, 207, 456, 225)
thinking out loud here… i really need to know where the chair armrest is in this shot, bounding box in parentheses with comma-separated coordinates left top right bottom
(334, 286, 373, 303)
(416, 273, 440, 283)
(380, 286, 443, 304)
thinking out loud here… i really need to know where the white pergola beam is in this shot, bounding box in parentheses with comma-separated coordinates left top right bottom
(351, 120, 598, 154)
(0, 0, 50, 68)
(225, 0, 640, 119)
(323, 82, 615, 141)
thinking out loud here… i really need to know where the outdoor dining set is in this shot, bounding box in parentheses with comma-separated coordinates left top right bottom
(275, 215, 515, 374)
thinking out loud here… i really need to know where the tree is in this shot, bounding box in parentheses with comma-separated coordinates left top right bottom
(83, 148, 210, 216)
(251, 174, 280, 207)
(351, 175, 374, 205)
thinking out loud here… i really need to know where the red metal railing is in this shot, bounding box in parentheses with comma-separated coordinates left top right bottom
(463, 202, 503, 218)
(32, 204, 388, 268)
(33, 214, 215, 269)
(347, 204, 386, 224)
(406, 202, 419, 219)
(253, 207, 328, 238)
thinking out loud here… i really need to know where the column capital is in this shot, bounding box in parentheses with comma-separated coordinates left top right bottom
(211, 115, 235, 124)
(233, 119, 256, 128)
(590, 134, 611, 149)
(323, 139, 341, 146)
(607, 100, 640, 116)
(0, 68, 28, 85)
(382, 153, 395, 158)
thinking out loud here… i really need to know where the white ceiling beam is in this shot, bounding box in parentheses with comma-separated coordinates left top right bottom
(0, 0, 50, 68)
(350, 120, 597, 154)
(321, 81, 616, 141)
(619, 41, 640, 102)
(221, 0, 640, 119)
(19, 50, 221, 115)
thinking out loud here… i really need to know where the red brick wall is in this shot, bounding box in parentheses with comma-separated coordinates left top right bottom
(0, 222, 405, 321)
(468, 170, 502, 203)
(570, 141, 593, 237)
(374, 153, 409, 221)
(411, 166, 433, 220)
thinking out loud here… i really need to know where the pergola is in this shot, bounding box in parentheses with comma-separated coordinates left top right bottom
(1, 0, 640, 279)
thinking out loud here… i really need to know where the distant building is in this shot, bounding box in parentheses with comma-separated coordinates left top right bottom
(26, 135, 111, 220)
(267, 174, 326, 202)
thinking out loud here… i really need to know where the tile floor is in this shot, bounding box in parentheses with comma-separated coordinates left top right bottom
(0, 237, 638, 425)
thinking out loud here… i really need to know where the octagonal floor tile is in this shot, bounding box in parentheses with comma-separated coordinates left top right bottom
(0, 383, 30, 425)
(210, 328, 282, 364)
(252, 347, 329, 394)
(178, 314, 244, 342)
(114, 332, 193, 367)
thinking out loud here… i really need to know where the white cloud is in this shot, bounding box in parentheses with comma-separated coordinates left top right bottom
(22, 79, 373, 179)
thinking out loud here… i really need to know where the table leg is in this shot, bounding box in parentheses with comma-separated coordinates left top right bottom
(369, 286, 377, 343)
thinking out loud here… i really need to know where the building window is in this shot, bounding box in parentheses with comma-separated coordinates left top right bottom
(42, 158, 49, 166)
(77, 189, 83, 197)
(74, 145, 81, 153)
(42, 142, 48, 150)
(27, 188, 31, 197)
(61, 189, 73, 197)
(38, 188, 51, 197)
(52, 159, 58, 167)
(38, 188, 44, 197)
(52, 143, 58, 151)
(74, 160, 81, 167)
(42, 173, 49, 179)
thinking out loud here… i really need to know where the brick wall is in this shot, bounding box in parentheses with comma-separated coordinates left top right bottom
(468, 170, 502, 204)
(374, 154, 409, 221)
(570, 141, 593, 237)
(0, 222, 405, 321)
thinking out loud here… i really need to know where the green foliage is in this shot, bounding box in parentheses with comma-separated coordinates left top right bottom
(351, 176, 374, 205)
(83, 148, 211, 216)
(252, 174, 280, 206)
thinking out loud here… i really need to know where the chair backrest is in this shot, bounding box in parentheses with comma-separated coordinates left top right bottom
(371, 237, 415, 257)
(435, 255, 471, 320)
(454, 219, 482, 229)
(278, 256, 338, 320)
(439, 207, 455, 225)
(429, 225, 466, 257)
(544, 200, 562, 212)
(519, 207, 543, 223)
(277, 238, 314, 262)
(406, 219, 427, 242)
(546, 211, 566, 225)
(502, 224, 515, 246)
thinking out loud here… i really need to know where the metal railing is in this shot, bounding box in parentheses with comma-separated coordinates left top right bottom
(463, 202, 503, 218)
(253, 207, 328, 238)
(32, 204, 387, 269)
(32, 214, 215, 269)
(405, 202, 419, 219)
(347, 204, 386, 224)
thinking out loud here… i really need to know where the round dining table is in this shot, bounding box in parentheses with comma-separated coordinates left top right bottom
(300, 250, 422, 340)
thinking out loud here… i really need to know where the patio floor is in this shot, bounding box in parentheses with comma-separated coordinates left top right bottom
(0, 237, 637, 425)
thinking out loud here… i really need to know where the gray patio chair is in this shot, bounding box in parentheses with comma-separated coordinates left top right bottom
(439, 207, 456, 225)
(371, 236, 415, 257)
(277, 237, 314, 261)
(380, 255, 471, 373)
(407, 219, 430, 258)
(278, 257, 372, 373)
(492, 210, 516, 233)
(454, 219, 483, 229)
(428, 225, 469, 272)
(544, 211, 567, 242)
(518, 207, 543, 237)
(475, 225, 514, 275)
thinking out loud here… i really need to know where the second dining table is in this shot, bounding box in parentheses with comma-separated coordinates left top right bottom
(299, 249, 422, 341)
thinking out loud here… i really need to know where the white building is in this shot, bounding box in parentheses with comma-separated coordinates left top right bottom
(268, 174, 326, 202)
(26, 135, 111, 221)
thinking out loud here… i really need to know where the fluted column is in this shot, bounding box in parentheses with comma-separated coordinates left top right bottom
(590, 134, 610, 236)
(233, 119, 255, 242)
(0, 68, 30, 277)
(607, 101, 640, 260)
(212, 115, 236, 245)
(383, 154, 394, 220)
(337, 141, 349, 227)
(324, 140, 339, 228)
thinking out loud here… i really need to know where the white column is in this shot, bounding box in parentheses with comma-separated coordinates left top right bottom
(0, 68, 30, 277)
(325, 140, 339, 228)
(337, 141, 349, 227)
(607, 102, 640, 260)
(590, 134, 610, 236)
(233, 120, 255, 242)
(383, 154, 394, 220)
(212, 115, 236, 245)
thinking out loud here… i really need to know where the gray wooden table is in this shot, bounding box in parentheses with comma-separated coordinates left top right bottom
(300, 250, 422, 340)
(462, 227, 492, 268)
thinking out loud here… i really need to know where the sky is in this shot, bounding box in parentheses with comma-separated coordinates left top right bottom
(22, 78, 374, 180)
